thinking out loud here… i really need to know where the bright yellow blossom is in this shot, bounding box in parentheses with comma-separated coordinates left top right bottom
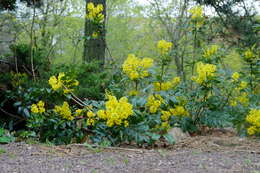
(122, 54, 153, 80)
(232, 72, 240, 82)
(161, 111, 171, 121)
(31, 104, 39, 114)
(189, 6, 204, 27)
(31, 101, 45, 114)
(146, 94, 164, 113)
(170, 106, 189, 117)
(157, 40, 173, 55)
(97, 94, 133, 127)
(161, 121, 170, 129)
(244, 49, 254, 59)
(128, 90, 139, 96)
(246, 109, 260, 136)
(192, 62, 217, 84)
(92, 32, 98, 38)
(203, 45, 219, 58)
(239, 81, 248, 90)
(154, 77, 181, 91)
(87, 111, 96, 118)
(86, 3, 104, 23)
(54, 102, 73, 121)
(229, 100, 238, 107)
(49, 72, 79, 94)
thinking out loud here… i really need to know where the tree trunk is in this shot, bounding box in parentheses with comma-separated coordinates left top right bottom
(83, 0, 106, 67)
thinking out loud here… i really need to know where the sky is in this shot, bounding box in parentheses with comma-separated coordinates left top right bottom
(135, 0, 260, 15)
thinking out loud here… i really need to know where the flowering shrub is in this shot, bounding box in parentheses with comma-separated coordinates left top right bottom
(246, 109, 260, 136)
(25, 34, 258, 145)
(7, 4, 256, 145)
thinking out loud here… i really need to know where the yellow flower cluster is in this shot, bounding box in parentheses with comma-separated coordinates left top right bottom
(146, 94, 164, 113)
(189, 6, 203, 20)
(31, 101, 45, 114)
(157, 40, 173, 55)
(244, 49, 254, 60)
(169, 106, 189, 117)
(87, 111, 96, 126)
(230, 92, 249, 107)
(192, 62, 217, 84)
(230, 80, 249, 107)
(97, 94, 133, 127)
(122, 54, 154, 80)
(154, 77, 181, 91)
(159, 106, 189, 130)
(54, 102, 73, 121)
(189, 6, 204, 27)
(246, 109, 260, 135)
(49, 72, 79, 94)
(92, 32, 99, 38)
(203, 45, 219, 58)
(232, 72, 240, 82)
(128, 90, 139, 96)
(86, 2, 104, 23)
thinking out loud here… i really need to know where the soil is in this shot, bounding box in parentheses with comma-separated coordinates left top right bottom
(0, 134, 260, 173)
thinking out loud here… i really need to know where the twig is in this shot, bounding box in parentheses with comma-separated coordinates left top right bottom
(0, 107, 26, 120)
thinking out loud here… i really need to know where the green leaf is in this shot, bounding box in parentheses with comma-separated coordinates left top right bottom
(163, 133, 175, 145)
(23, 108, 30, 118)
(13, 101, 22, 107)
(0, 128, 4, 136)
(0, 136, 14, 144)
(147, 132, 161, 141)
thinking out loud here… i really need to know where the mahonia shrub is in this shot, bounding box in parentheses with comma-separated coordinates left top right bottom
(20, 5, 260, 145)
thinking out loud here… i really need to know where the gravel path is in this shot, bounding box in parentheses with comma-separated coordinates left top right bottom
(0, 136, 259, 173)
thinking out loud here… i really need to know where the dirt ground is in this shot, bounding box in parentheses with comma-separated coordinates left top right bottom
(0, 135, 260, 173)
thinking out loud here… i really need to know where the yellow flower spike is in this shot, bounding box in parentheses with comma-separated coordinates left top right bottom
(229, 100, 237, 107)
(86, 2, 104, 23)
(54, 102, 73, 121)
(122, 54, 153, 80)
(244, 49, 254, 59)
(161, 121, 170, 129)
(87, 111, 96, 118)
(92, 32, 98, 38)
(124, 120, 129, 127)
(161, 111, 171, 121)
(203, 45, 219, 58)
(247, 126, 257, 136)
(97, 94, 133, 127)
(232, 72, 240, 82)
(193, 62, 217, 84)
(49, 76, 62, 90)
(37, 101, 44, 108)
(239, 81, 248, 90)
(170, 106, 189, 117)
(75, 109, 83, 117)
(157, 40, 173, 55)
(87, 118, 95, 126)
(246, 109, 260, 136)
(31, 104, 39, 114)
(146, 94, 164, 113)
(97, 110, 106, 119)
(87, 2, 94, 10)
(189, 6, 203, 20)
(128, 90, 139, 96)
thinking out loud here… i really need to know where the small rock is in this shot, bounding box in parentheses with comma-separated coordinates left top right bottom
(168, 127, 190, 143)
